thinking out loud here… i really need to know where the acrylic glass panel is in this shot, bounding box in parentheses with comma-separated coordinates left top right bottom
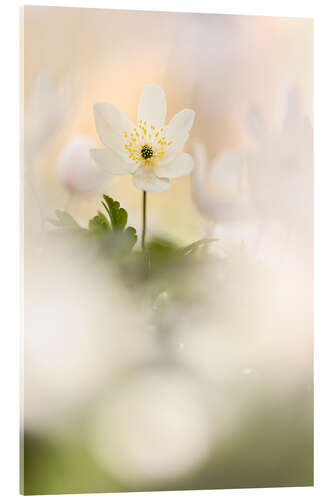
(22, 5, 313, 495)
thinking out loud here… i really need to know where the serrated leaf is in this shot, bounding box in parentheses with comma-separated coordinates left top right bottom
(88, 211, 109, 233)
(91, 196, 137, 251)
(116, 207, 128, 230)
(101, 201, 110, 216)
(103, 195, 117, 229)
(124, 226, 138, 249)
(102, 194, 129, 231)
(51, 195, 138, 255)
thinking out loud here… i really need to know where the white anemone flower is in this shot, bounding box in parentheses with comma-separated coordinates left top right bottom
(91, 84, 195, 193)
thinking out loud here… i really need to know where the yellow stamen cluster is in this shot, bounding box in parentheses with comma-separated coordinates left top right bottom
(123, 120, 173, 168)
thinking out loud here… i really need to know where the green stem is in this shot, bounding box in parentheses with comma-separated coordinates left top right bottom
(141, 190, 147, 251)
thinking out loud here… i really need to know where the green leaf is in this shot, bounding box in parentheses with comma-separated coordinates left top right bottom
(124, 226, 138, 249)
(102, 194, 128, 230)
(147, 238, 179, 253)
(178, 238, 218, 256)
(50, 195, 137, 255)
(93, 195, 137, 251)
(116, 207, 128, 230)
(88, 211, 109, 233)
(48, 210, 81, 229)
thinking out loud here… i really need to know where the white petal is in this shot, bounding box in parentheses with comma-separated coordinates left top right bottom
(91, 148, 136, 175)
(138, 84, 166, 129)
(93, 102, 133, 158)
(166, 109, 195, 152)
(154, 153, 193, 179)
(133, 167, 170, 193)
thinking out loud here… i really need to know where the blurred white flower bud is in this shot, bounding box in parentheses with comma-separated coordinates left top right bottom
(57, 135, 111, 194)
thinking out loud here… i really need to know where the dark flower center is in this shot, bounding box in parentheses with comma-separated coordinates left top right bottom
(141, 144, 154, 159)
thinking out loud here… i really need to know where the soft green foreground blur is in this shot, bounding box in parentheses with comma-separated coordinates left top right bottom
(22, 6, 313, 495)
(23, 227, 313, 494)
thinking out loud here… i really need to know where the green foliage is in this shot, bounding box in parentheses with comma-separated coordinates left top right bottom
(140, 237, 218, 285)
(88, 211, 109, 233)
(49, 195, 137, 252)
(102, 195, 128, 231)
(147, 237, 179, 257)
(123, 226, 138, 249)
(48, 197, 217, 276)
(147, 237, 217, 258)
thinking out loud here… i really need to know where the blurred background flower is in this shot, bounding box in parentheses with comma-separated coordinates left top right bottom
(190, 87, 313, 261)
(246, 87, 313, 243)
(191, 143, 255, 254)
(57, 135, 111, 195)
